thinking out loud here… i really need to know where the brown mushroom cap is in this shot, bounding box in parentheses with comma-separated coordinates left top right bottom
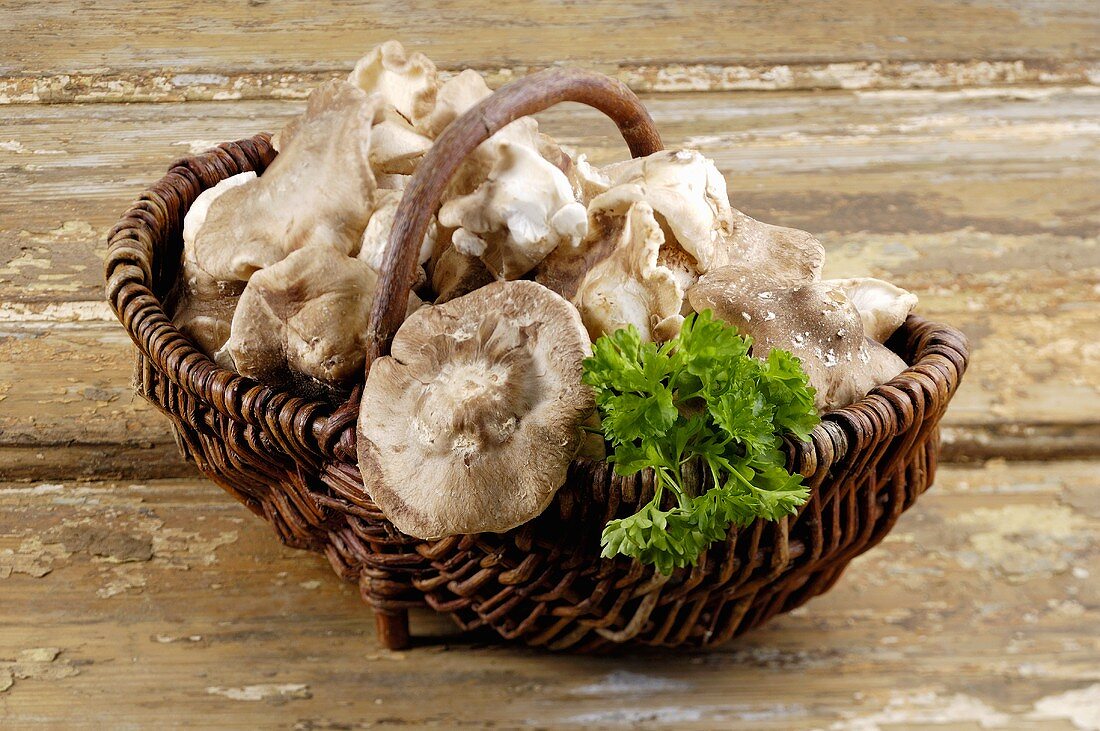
(226, 245, 421, 395)
(430, 244, 495, 303)
(168, 262, 243, 367)
(689, 267, 908, 412)
(191, 80, 378, 283)
(712, 210, 825, 288)
(357, 280, 595, 539)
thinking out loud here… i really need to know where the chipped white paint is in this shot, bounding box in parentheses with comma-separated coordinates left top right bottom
(0, 535, 72, 579)
(154, 634, 203, 644)
(0, 648, 79, 693)
(1030, 684, 1100, 731)
(0, 300, 115, 323)
(96, 565, 147, 598)
(206, 684, 311, 701)
(560, 705, 708, 726)
(828, 690, 1010, 730)
(0, 139, 65, 154)
(172, 139, 222, 155)
(570, 670, 690, 696)
(2, 59, 1098, 105)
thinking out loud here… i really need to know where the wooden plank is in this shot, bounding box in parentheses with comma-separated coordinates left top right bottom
(6, 61, 1100, 105)
(2, 461, 1097, 728)
(2, 87, 1096, 303)
(4, 0, 1098, 76)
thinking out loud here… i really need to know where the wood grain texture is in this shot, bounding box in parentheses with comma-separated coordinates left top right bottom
(3, 87, 1096, 303)
(4, 0, 1098, 79)
(2, 85, 1096, 473)
(6, 60, 1100, 105)
(2, 461, 1097, 727)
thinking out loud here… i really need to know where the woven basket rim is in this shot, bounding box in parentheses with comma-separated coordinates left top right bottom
(105, 134, 971, 475)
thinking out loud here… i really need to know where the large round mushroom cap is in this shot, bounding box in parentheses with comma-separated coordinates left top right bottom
(357, 280, 595, 539)
(689, 267, 909, 412)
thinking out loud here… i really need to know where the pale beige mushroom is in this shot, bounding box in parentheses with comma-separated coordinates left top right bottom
(347, 40, 438, 123)
(225, 245, 420, 394)
(536, 150, 731, 338)
(827, 277, 918, 343)
(190, 80, 379, 283)
(369, 107, 433, 176)
(563, 149, 611, 204)
(357, 280, 594, 539)
(172, 171, 257, 361)
(412, 69, 490, 139)
(438, 141, 587, 279)
(358, 188, 443, 289)
(593, 149, 734, 271)
(569, 202, 687, 342)
(688, 267, 908, 412)
(181, 172, 257, 250)
(413, 68, 570, 204)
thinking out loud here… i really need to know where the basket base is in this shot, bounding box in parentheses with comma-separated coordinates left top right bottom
(374, 609, 410, 650)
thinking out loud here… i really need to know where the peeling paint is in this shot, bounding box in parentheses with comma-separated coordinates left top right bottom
(1030, 684, 1100, 731)
(570, 671, 690, 696)
(1, 59, 1097, 105)
(206, 684, 312, 701)
(0, 535, 73, 578)
(828, 690, 1010, 730)
(0, 648, 80, 693)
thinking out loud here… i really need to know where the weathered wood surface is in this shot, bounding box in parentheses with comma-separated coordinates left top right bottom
(2, 0, 1098, 103)
(2, 461, 1097, 728)
(2, 86, 1097, 475)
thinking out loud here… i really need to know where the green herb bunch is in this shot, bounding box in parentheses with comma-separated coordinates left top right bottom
(581, 310, 821, 575)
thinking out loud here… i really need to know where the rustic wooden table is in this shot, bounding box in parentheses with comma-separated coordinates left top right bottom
(2, 2, 1098, 728)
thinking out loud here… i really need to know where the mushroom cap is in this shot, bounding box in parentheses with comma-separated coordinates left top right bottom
(712, 210, 825, 288)
(689, 267, 908, 412)
(369, 107, 434, 175)
(557, 147, 611, 204)
(430, 244, 495, 303)
(347, 40, 438, 123)
(181, 172, 256, 250)
(168, 261, 243, 367)
(226, 245, 421, 394)
(827, 277, 918, 343)
(191, 80, 379, 283)
(591, 149, 733, 271)
(438, 141, 587, 279)
(568, 202, 687, 342)
(412, 69, 490, 139)
(357, 280, 595, 539)
(358, 188, 442, 289)
(174, 171, 255, 361)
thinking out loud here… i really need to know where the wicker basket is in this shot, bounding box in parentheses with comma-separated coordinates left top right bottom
(105, 68, 969, 651)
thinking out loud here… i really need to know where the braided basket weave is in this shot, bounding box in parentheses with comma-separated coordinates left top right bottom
(105, 68, 969, 651)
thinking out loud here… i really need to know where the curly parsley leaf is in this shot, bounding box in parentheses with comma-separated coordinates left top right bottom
(583, 310, 820, 574)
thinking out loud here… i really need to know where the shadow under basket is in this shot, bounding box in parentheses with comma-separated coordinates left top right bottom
(104, 68, 969, 652)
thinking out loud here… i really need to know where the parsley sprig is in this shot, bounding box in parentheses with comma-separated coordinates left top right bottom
(582, 310, 820, 575)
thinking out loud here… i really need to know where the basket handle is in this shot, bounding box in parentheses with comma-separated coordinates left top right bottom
(362, 67, 664, 370)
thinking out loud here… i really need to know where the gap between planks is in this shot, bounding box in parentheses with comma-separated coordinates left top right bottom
(2, 59, 1099, 105)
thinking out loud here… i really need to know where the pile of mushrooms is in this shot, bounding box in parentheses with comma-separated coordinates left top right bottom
(175, 41, 919, 538)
